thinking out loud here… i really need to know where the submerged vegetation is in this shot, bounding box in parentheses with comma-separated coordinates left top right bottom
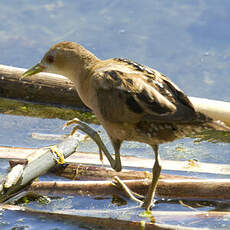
(0, 97, 99, 124)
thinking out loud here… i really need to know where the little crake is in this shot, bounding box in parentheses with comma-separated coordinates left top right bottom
(23, 41, 230, 211)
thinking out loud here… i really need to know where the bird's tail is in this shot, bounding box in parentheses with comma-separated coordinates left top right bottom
(186, 112, 230, 142)
(206, 120, 230, 132)
(194, 111, 230, 131)
(193, 119, 230, 143)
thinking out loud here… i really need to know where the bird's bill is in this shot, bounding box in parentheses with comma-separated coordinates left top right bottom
(22, 63, 45, 78)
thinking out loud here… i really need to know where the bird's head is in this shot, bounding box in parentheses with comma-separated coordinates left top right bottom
(22, 41, 99, 82)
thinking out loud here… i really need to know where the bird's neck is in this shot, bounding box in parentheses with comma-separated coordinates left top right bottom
(66, 51, 99, 82)
(69, 57, 99, 109)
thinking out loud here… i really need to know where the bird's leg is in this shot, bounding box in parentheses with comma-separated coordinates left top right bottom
(142, 144, 162, 211)
(63, 118, 122, 171)
(63, 118, 104, 163)
(113, 145, 162, 210)
(65, 119, 144, 203)
(110, 138, 122, 172)
(65, 119, 161, 210)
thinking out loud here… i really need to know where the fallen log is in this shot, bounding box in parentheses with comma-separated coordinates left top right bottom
(1, 146, 230, 175)
(0, 64, 230, 126)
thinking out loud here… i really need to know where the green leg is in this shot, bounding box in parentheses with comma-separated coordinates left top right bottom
(142, 144, 162, 211)
(64, 118, 122, 171)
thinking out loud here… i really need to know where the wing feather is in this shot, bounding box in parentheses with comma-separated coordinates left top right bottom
(92, 65, 196, 124)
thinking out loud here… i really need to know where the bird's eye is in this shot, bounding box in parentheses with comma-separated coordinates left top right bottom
(46, 55, 54, 64)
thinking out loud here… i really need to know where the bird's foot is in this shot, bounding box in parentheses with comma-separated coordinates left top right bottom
(141, 198, 155, 211)
(112, 176, 144, 205)
(112, 176, 156, 211)
(63, 118, 104, 164)
(50, 145, 65, 164)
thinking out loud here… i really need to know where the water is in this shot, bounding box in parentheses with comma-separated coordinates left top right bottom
(0, 0, 230, 229)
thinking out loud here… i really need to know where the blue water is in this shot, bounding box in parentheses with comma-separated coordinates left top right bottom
(0, 0, 230, 229)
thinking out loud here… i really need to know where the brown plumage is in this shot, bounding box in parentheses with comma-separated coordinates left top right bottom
(23, 41, 230, 211)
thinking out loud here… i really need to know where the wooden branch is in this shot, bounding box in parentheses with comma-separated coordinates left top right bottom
(51, 163, 195, 181)
(0, 64, 85, 108)
(1, 146, 230, 175)
(0, 64, 230, 126)
(0, 204, 207, 230)
(4, 146, 230, 201)
(28, 178, 230, 200)
(13, 157, 230, 200)
(0, 135, 80, 202)
(52, 163, 152, 180)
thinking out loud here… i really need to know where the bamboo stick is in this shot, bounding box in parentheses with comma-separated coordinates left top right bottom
(0, 64, 230, 125)
(0, 135, 80, 202)
(1, 146, 230, 175)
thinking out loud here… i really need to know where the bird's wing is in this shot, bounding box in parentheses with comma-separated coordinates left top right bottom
(91, 59, 196, 123)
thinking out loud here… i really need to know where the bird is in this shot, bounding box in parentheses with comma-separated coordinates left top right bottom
(22, 41, 230, 211)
